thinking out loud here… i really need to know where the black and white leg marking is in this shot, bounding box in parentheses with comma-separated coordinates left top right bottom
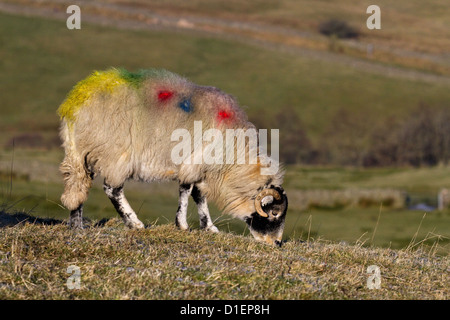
(69, 204, 84, 229)
(191, 185, 219, 233)
(175, 183, 193, 231)
(103, 182, 145, 229)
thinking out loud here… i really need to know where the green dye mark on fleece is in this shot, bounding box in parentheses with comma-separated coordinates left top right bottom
(117, 68, 156, 88)
(57, 68, 127, 122)
(117, 68, 147, 88)
(118, 68, 180, 88)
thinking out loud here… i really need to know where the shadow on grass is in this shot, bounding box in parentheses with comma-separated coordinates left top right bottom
(0, 211, 113, 228)
(0, 210, 63, 227)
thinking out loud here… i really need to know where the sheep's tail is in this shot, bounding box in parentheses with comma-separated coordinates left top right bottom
(59, 121, 93, 210)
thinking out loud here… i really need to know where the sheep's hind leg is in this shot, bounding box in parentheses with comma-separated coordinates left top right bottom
(175, 183, 192, 231)
(192, 185, 219, 233)
(103, 182, 145, 229)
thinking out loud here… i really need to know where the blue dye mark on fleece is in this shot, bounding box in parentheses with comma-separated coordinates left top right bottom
(179, 99, 192, 113)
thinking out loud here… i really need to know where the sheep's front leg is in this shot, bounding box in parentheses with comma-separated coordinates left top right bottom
(69, 204, 84, 229)
(103, 182, 145, 229)
(175, 183, 193, 231)
(192, 185, 219, 233)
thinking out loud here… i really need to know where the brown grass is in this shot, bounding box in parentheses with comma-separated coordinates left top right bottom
(0, 211, 447, 299)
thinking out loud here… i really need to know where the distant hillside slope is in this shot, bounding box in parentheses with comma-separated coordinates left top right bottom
(0, 11, 449, 154)
(1, 0, 449, 76)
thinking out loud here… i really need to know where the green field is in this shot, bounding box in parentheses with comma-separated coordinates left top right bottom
(1, 149, 449, 254)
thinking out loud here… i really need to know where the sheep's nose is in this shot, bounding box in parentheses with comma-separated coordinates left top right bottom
(274, 240, 283, 247)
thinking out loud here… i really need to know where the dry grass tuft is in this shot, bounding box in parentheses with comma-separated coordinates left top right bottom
(0, 211, 447, 299)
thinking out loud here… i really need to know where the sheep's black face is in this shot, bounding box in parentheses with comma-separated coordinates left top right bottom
(245, 186, 288, 247)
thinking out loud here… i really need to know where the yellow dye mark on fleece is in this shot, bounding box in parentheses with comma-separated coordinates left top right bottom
(57, 69, 126, 122)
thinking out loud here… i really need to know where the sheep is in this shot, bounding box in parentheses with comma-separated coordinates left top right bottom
(57, 68, 288, 246)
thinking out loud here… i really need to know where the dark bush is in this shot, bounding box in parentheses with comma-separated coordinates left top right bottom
(274, 109, 313, 164)
(252, 103, 450, 167)
(320, 108, 369, 166)
(251, 107, 314, 164)
(364, 104, 450, 167)
(319, 19, 359, 39)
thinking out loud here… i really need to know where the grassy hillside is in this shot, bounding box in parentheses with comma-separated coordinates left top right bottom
(284, 166, 450, 193)
(0, 4, 448, 300)
(3, 0, 450, 75)
(0, 213, 447, 300)
(1, 11, 449, 150)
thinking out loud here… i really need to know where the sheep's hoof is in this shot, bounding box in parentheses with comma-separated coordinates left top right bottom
(176, 224, 191, 232)
(205, 225, 219, 233)
(175, 219, 190, 231)
(125, 219, 145, 229)
(68, 221, 85, 229)
(68, 217, 85, 229)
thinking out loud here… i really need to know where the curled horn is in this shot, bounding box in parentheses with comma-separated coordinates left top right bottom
(254, 188, 282, 218)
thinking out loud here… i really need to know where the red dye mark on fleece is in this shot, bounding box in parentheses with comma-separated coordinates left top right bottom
(218, 110, 230, 119)
(158, 90, 173, 102)
(217, 110, 233, 124)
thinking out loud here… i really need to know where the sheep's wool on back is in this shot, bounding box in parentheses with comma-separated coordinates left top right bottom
(58, 68, 283, 218)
